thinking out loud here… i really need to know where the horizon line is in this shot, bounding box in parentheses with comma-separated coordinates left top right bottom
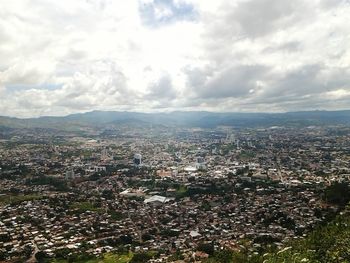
(1, 108, 350, 120)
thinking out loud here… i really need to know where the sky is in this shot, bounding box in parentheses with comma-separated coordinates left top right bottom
(0, 0, 350, 117)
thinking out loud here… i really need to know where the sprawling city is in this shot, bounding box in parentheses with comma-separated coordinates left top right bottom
(1, 120, 350, 262)
(2, 0, 350, 262)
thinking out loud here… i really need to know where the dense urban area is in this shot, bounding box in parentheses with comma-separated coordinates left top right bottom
(1, 124, 350, 262)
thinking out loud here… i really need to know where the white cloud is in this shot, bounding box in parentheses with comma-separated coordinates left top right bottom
(0, 0, 349, 117)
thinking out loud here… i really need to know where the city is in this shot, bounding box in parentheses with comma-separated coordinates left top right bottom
(1, 124, 350, 262)
(1, 0, 350, 262)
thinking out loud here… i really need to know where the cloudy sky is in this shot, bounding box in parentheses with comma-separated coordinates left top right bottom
(0, 0, 350, 117)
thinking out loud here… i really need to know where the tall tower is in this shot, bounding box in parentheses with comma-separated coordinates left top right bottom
(101, 148, 108, 160)
(133, 153, 142, 166)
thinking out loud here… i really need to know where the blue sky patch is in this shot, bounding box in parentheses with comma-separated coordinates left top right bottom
(6, 83, 63, 92)
(139, 0, 197, 27)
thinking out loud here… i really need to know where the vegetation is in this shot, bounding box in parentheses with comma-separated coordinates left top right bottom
(129, 251, 158, 263)
(205, 207, 350, 263)
(175, 185, 188, 199)
(109, 211, 125, 221)
(25, 174, 69, 191)
(238, 150, 256, 160)
(324, 182, 350, 206)
(0, 194, 42, 205)
(46, 251, 160, 263)
(45, 252, 132, 263)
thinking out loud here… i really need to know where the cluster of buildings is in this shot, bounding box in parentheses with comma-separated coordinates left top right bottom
(0, 125, 350, 261)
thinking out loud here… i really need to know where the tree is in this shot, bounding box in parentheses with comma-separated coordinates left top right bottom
(130, 252, 152, 263)
(197, 242, 214, 255)
(325, 182, 350, 206)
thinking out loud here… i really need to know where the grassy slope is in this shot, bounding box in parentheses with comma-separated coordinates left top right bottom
(50, 252, 133, 263)
(262, 211, 350, 263)
(0, 194, 42, 205)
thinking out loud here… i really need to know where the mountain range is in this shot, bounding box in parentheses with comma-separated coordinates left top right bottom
(1, 110, 350, 131)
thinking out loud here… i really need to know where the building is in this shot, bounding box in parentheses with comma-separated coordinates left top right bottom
(133, 153, 142, 166)
(65, 169, 75, 180)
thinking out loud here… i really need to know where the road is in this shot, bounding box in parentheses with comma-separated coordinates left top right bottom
(26, 242, 39, 263)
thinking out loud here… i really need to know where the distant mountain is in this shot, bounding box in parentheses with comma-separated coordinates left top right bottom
(1, 110, 350, 131)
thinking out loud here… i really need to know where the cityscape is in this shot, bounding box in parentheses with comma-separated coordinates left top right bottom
(1, 119, 350, 262)
(1, 0, 350, 262)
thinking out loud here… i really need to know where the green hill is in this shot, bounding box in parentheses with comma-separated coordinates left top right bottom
(206, 208, 350, 263)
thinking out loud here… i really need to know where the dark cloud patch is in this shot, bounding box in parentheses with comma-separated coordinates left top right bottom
(203, 0, 315, 62)
(248, 65, 350, 105)
(276, 65, 350, 96)
(104, 71, 128, 96)
(263, 41, 301, 53)
(146, 74, 176, 100)
(205, 0, 306, 43)
(186, 65, 269, 99)
(320, 0, 349, 9)
(232, 0, 300, 38)
(274, 65, 323, 96)
(184, 66, 212, 91)
(183, 62, 350, 112)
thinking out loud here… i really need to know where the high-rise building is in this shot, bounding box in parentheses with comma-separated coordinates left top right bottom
(195, 156, 206, 170)
(65, 169, 75, 180)
(101, 148, 109, 160)
(196, 156, 205, 164)
(133, 153, 142, 166)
